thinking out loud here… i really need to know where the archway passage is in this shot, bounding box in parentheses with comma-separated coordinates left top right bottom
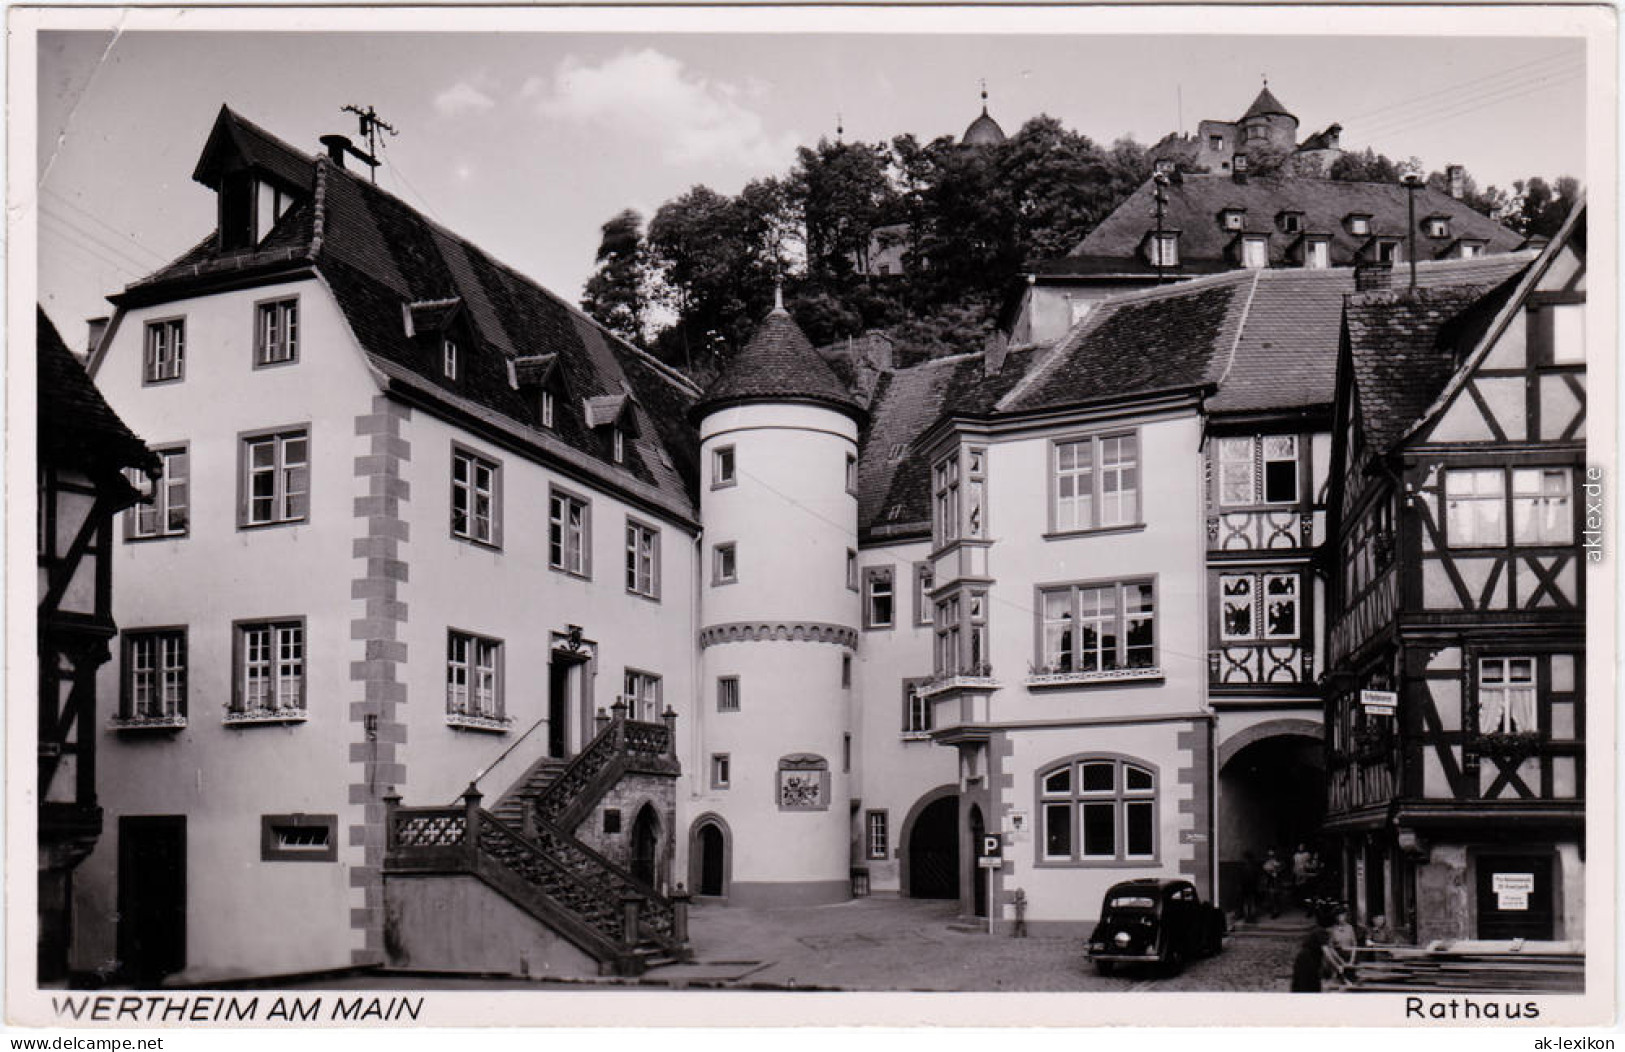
(909, 795, 960, 899)
(631, 805, 660, 887)
(696, 823, 726, 897)
(1217, 733, 1325, 912)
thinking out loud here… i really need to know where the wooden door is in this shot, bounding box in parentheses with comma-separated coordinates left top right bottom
(117, 816, 186, 985)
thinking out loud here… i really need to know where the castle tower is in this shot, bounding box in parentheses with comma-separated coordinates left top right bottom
(690, 292, 866, 905)
(1238, 81, 1299, 156)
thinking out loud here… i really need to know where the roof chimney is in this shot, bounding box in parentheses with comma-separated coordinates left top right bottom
(319, 134, 351, 169)
(1447, 164, 1466, 200)
(1232, 153, 1249, 184)
(85, 316, 109, 358)
(1355, 262, 1393, 292)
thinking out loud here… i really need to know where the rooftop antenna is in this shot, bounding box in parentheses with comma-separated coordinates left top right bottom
(341, 104, 397, 183)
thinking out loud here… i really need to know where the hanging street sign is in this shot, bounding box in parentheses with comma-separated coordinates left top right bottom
(1361, 689, 1398, 715)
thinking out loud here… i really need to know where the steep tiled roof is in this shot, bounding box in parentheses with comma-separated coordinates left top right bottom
(857, 348, 1037, 541)
(112, 106, 702, 522)
(1057, 174, 1523, 278)
(1000, 254, 1536, 424)
(1242, 86, 1294, 121)
(1344, 283, 1518, 455)
(694, 306, 865, 422)
(38, 307, 157, 476)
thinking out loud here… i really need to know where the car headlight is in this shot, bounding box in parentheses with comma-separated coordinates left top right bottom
(1114, 931, 1132, 947)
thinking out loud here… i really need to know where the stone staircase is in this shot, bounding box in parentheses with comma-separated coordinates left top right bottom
(384, 713, 688, 976)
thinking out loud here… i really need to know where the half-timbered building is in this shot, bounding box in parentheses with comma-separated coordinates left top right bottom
(37, 308, 157, 983)
(1322, 206, 1586, 945)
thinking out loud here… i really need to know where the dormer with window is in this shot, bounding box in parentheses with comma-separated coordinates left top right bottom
(1219, 207, 1247, 232)
(1143, 230, 1181, 268)
(192, 108, 308, 253)
(1360, 237, 1404, 265)
(1289, 234, 1332, 269)
(403, 297, 472, 389)
(1344, 213, 1373, 237)
(1231, 234, 1269, 270)
(1444, 238, 1488, 260)
(1422, 214, 1452, 239)
(583, 391, 638, 467)
(1276, 211, 1304, 235)
(510, 353, 565, 430)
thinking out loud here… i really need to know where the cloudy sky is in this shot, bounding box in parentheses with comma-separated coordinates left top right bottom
(31, 10, 1594, 339)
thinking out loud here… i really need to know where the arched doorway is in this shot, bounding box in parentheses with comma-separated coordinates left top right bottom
(687, 814, 731, 899)
(1217, 723, 1325, 912)
(968, 804, 987, 918)
(908, 795, 960, 899)
(631, 804, 660, 888)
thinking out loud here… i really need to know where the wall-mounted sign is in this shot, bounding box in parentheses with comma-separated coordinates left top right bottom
(1492, 872, 1534, 910)
(1007, 810, 1030, 841)
(1361, 689, 1398, 715)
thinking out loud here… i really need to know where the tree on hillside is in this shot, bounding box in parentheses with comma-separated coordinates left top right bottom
(1500, 175, 1583, 239)
(790, 138, 897, 285)
(580, 209, 647, 347)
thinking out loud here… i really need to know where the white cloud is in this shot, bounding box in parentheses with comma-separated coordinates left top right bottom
(434, 80, 496, 117)
(532, 49, 797, 172)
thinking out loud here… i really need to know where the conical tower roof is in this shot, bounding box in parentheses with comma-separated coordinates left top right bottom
(692, 294, 865, 423)
(1242, 84, 1294, 122)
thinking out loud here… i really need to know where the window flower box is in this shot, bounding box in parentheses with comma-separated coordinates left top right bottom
(224, 707, 308, 726)
(109, 713, 187, 732)
(1471, 730, 1544, 764)
(446, 711, 513, 733)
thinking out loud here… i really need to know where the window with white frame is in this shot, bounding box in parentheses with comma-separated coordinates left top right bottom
(612, 428, 625, 464)
(127, 447, 189, 539)
(541, 390, 556, 429)
(1148, 233, 1180, 267)
(234, 620, 305, 717)
(711, 753, 731, 789)
(447, 631, 502, 720)
(1216, 434, 1298, 506)
(1425, 217, 1450, 238)
(902, 677, 933, 734)
(144, 319, 185, 384)
(1219, 572, 1300, 641)
(1477, 657, 1536, 735)
(1054, 432, 1139, 531)
(1512, 468, 1574, 545)
(241, 428, 309, 527)
(1040, 757, 1157, 863)
(1348, 215, 1371, 236)
(1445, 468, 1505, 547)
(864, 566, 894, 629)
(548, 489, 590, 576)
(255, 299, 299, 367)
(625, 519, 660, 598)
(451, 449, 499, 546)
(847, 549, 859, 591)
(914, 563, 935, 625)
(123, 629, 186, 720)
(933, 453, 961, 548)
(846, 452, 858, 495)
(934, 589, 988, 677)
(865, 810, 888, 860)
(713, 542, 737, 585)
(712, 445, 736, 488)
(1038, 580, 1155, 674)
(1305, 239, 1331, 269)
(442, 338, 459, 380)
(623, 669, 661, 721)
(1241, 235, 1268, 269)
(717, 676, 740, 712)
(1460, 242, 1484, 260)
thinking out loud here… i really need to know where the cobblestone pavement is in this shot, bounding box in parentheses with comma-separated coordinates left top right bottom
(667, 896, 1314, 992)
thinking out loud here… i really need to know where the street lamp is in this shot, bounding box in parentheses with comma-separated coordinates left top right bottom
(1401, 172, 1424, 289)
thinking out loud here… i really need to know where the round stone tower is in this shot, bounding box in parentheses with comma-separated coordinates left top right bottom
(691, 292, 866, 906)
(1238, 83, 1299, 155)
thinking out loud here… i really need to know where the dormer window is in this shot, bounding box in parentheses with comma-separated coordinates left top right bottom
(442, 338, 459, 380)
(1240, 235, 1268, 269)
(1278, 212, 1303, 235)
(541, 390, 555, 429)
(613, 428, 625, 464)
(1424, 216, 1451, 239)
(1346, 214, 1372, 236)
(1457, 240, 1486, 260)
(1376, 239, 1402, 265)
(1303, 237, 1331, 269)
(1208, 134, 1225, 151)
(1220, 208, 1246, 232)
(1148, 232, 1180, 267)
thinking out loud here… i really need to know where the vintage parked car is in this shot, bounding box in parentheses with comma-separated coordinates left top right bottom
(1087, 878, 1226, 976)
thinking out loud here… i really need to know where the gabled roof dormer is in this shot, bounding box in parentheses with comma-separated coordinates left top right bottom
(583, 388, 640, 465)
(1344, 212, 1374, 237)
(1421, 213, 1453, 239)
(1227, 232, 1270, 269)
(402, 296, 473, 387)
(509, 352, 566, 430)
(192, 106, 313, 252)
(1286, 232, 1333, 269)
(1438, 237, 1489, 261)
(1218, 206, 1248, 232)
(1142, 229, 1182, 267)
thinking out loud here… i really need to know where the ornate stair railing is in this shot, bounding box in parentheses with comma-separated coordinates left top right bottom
(385, 788, 690, 975)
(529, 706, 681, 831)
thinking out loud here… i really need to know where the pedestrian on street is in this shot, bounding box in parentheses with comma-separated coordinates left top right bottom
(1237, 851, 1260, 923)
(1262, 849, 1284, 918)
(1290, 926, 1330, 992)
